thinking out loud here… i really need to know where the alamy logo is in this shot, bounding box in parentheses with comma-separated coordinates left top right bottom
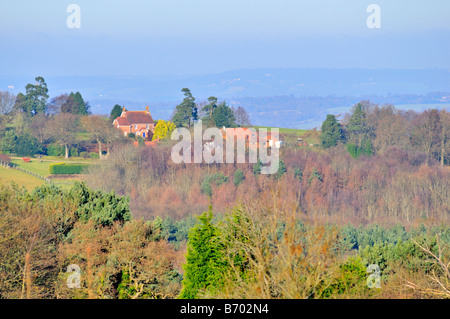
(366, 264, 381, 288)
(66, 4, 81, 29)
(66, 264, 81, 288)
(170, 120, 280, 174)
(367, 4, 381, 29)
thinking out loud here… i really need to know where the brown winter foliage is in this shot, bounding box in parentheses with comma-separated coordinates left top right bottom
(86, 137, 449, 226)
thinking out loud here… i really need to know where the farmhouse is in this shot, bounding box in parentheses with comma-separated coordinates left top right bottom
(113, 106, 155, 139)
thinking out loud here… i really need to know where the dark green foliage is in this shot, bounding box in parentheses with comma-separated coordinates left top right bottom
(157, 215, 198, 249)
(320, 114, 345, 148)
(49, 163, 89, 174)
(253, 159, 262, 175)
(110, 104, 123, 122)
(233, 168, 245, 187)
(172, 88, 197, 128)
(61, 92, 90, 115)
(69, 182, 131, 227)
(0, 130, 17, 154)
(345, 102, 375, 157)
(337, 223, 450, 279)
(46, 143, 65, 156)
(179, 207, 228, 298)
(346, 143, 358, 158)
(320, 256, 369, 298)
(70, 147, 79, 157)
(15, 76, 49, 116)
(14, 133, 42, 156)
(211, 101, 236, 128)
(127, 132, 136, 139)
(201, 172, 229, 197)
(347, 103, 368, 139)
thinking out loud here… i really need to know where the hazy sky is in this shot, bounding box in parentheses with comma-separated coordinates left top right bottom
(1, 0, 449, 76)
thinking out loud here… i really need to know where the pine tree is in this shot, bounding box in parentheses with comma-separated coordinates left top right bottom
(172, 88, 197, 128)
(345, 102, 375, 157)
(179, 206, 227, 298)
(211, 102, 236, 128)
(320, 114, 345, 148)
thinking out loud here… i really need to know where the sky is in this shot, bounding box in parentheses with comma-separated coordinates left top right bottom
(0, 0, 449, 76)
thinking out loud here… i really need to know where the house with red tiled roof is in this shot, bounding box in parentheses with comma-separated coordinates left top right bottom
(113, 106, 155, 139)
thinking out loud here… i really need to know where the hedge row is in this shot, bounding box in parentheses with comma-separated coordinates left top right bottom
(49, 163, 89, 175)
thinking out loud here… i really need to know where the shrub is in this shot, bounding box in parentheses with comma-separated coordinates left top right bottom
(46, 143, 65, 156)
(49, 163, 89, 174)
(70, 147, 79, 157)
(79, 151, 89, 158)
(233, 169, 245, 187)
(346, 143, 358, 158)
(90, 152, 99, 159)
(201, 172, 229, 197)
(15, 134, 42, 156)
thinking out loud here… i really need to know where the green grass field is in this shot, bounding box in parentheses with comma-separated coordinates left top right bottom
(251, 126, 320, 145)
(1, 156, 98, 190)
(251, 126, 308, 137)
(0, 166, 45, 190)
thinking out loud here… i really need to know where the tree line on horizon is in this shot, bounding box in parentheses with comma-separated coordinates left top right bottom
(0, 78, 252, 159)
(320, 101, 450, 167)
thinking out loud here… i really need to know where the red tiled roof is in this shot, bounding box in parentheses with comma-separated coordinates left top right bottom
(123, 111, 154, 124)
(115, 117, 131, 126)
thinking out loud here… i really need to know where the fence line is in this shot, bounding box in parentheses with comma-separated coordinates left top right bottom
(1, 160, 52, 184)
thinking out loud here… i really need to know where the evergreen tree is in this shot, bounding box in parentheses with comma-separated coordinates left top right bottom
(110, 104, 123, 122)
(211, 101, 236, 128)
(345, 102, 374, 157)
(202, 96, 218, 126)
(320, 114, 345, 148)
(179, 207, 227, 298)
(172, 88, 197, 128)
(233, 168, 245, 187)
(0, 130, 17, 154)
(14, 133, 42, 156)
(61, 92, 89, 115)
(15, 76, 49, 116)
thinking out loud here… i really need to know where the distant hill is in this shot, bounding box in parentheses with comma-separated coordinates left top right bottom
(1, 68, 449, 128)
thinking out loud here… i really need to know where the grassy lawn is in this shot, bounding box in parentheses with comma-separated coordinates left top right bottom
(0, 166, 45, 191)
(251, 126, 320, 146)
(6, 156, 99, 190)
(252, 126, 308, 137)
(10, 157, 97, 176)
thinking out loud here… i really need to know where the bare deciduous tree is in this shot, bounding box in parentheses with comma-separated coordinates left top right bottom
(47, 113, 79, 158)
(234, 106, 251, 127)
(0, 90, 16, 115)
